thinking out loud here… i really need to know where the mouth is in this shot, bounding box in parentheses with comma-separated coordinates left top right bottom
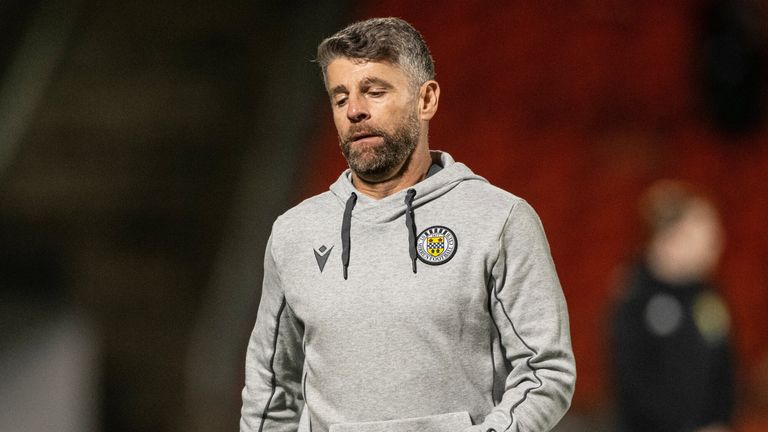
(350, 131, 381, 144)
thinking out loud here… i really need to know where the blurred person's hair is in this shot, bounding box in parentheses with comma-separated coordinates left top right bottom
(316, 17, 435, 91)
(638, 180, 717, 245)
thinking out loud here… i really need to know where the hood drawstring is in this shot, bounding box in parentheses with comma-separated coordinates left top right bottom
(341, 192, 357, 280)
(341, 189, 418, 279)
(405, 188, 418, 274)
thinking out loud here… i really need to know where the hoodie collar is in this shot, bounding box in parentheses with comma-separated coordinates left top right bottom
(332, 150, 485, 279)
(329, 150, 484, 223)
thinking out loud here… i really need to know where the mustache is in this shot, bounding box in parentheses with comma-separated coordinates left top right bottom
(344, 125, 387, 143)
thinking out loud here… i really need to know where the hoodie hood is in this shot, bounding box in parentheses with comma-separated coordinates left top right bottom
(328, 150, 486, 279)
(329, 151, 486, 223)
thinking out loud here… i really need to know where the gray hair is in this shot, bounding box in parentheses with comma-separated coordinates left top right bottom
(316, 17, 435, 90)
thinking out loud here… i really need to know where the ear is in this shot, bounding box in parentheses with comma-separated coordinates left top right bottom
(418, 80, 440, 121)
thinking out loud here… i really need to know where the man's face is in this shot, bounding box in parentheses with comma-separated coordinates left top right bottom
(665, 201, 724, 279)
(325, 58, 421, 182)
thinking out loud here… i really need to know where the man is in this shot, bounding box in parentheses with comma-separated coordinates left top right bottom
(611, 180, 734, 432)
(240, 17, 575, 432)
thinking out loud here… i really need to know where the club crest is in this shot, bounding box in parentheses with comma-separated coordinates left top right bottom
(416, 226, 457, 265)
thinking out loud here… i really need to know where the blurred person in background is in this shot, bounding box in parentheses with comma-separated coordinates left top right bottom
(611, 180, 735, 432)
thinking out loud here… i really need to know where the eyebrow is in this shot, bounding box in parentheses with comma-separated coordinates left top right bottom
(361, 76, 394, 89)
(329, 76, 395, 96)
(330, 84, 348, 97)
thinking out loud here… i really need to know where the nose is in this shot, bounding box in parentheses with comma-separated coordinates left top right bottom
(346, 94, 370, 123)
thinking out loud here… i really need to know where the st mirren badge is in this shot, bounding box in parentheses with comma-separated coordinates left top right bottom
(416, 226, 457, 265)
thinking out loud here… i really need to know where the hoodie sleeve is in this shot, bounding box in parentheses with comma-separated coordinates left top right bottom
(241, 232, 305, 432)
(475, 200, 576, 432)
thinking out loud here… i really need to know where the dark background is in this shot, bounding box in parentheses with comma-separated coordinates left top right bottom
(1, 1, 766, 431)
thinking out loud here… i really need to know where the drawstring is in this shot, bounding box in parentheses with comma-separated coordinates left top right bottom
(341, 192, 357, 280)
(405, 189, 418, 274)
(340, 189, 417, 279)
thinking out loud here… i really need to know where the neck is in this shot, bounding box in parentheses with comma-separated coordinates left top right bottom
(351, 142, 432, 200)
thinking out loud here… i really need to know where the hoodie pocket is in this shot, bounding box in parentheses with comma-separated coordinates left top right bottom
(328, 411, 472, 432)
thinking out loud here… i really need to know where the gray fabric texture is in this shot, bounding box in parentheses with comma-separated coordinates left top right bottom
(329, 411, 471, 432)
(240, 151, 576, 432)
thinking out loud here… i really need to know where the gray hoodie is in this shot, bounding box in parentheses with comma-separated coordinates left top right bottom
(240, 151, 575, 432)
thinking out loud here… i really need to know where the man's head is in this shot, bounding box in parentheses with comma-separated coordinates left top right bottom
(317, 18, 439, 183)
(640, 180, 724, 283)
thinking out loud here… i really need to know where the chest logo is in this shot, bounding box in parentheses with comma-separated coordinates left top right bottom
(313, 245, 333, 272)
(416, 226, 457, 265)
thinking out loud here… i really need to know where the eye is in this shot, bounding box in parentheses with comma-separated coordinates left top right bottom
(333, 96, 348, 107)
(367, 90, 385, 98)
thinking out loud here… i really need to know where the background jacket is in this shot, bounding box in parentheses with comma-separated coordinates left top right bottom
(612, 262, 734, 432)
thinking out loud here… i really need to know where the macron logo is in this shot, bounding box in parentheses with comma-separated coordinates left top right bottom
(313, 245, 333, 273)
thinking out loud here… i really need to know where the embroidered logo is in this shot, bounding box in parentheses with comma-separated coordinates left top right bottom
(313, 245, 333, 272)
(416, 226, 457, 265)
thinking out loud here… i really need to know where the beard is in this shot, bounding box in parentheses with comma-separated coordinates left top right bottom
(339, 109, 420, 181)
